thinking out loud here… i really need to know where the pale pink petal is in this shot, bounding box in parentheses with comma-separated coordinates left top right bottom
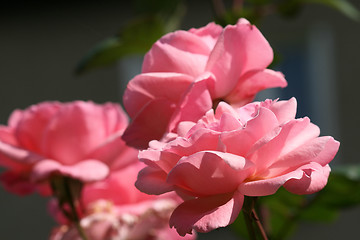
(239, 169, 304, 196)
(189, 22, 223, 50)
(167, 151, 252, 196)
(123, 73, 193, 118)
(83, 163, 153, 206)
(0, 126, 18, 146)
(135, 167, 174, 195)
(170, 130, 222, 156)
(239, 161, 331, 196)
(268, 97, 297, 124)
(226, 70, 287, 106)
(101, 102, 128, 134)
(86, 133, 138, 170)
(169, 192, 244, 236)
(266, 137, 340, 177)
(140, 149, 181, 174)
(32, 159, 109, 182)
(205, 19, 274, 98)
(41, 102, 109, 165)
(284, 163, 331, 194)
(15, 102, 61, 154)
(0, 140, 43, 166)
(142, 30, 212, 77)
(219, 106, 280, 157)
(176, 121, 197, 137)
(122, 98, 176, 149)
(7, 109, 24, 127)
(214, 101, 241, 120)
(247, 117, 320, 170)
(218, 112, 243, 131)
(167, 76, 213, 133)
(157, 226, 197, 240)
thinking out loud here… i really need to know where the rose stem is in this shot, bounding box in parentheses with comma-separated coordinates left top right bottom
(63, 177, 89, 240)
(242, 196, 269, 240)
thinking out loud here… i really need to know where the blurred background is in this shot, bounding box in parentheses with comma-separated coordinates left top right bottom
(0, 0, 359, 239)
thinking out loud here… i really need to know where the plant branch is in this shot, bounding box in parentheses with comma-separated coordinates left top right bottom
(243, 196, 269, 240)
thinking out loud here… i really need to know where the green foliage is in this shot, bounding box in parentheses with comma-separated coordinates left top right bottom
(75, 0, 359, 74)
(304, 0, 360, 21)
(75, 16, 166, 74)
(231, 164, 360, 239)
(277, 0, 304, 18)
(214, 0, 359, 26)
(75, 0, 185, 75)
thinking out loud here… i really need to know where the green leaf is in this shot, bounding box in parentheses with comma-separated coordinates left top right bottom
(132, 0, 183, 16)
(299, 205, 338, 222)
(259, 187, 304, 239)
(75, 16, 166, 75)
(277, 0, 304, 18)
(75, 0, 185, 75)
(304, 0, 360, 21)
(332, 164, 360, 181)
(310, 169, 360, 209)
(231, 165, 360, 239)
(231, 211, 249, 239)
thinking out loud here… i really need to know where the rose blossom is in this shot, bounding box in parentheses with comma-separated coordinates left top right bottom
(49, 162, 196, 240)
(0, 101, 136, 195)
(135, 98, 340, 236)
(122, 18, 287, 149)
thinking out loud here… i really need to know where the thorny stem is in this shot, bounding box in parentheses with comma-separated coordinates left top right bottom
(242, 196, 268, 240)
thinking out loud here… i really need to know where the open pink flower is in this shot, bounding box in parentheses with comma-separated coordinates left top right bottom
(0, 101, 136, 195)
(123, 18, 287, 149)
(50, 162, 196, 240)
(136, 98, 340, 236)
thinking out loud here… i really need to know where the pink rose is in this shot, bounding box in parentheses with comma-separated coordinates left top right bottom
(135, 98, 340, 236)
(50, 162, 196, 240)
(0, 101, 136, 195)
(123, 18, 287, 148)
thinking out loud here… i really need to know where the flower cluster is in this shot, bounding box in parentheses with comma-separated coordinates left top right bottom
(122, 19, 286, 149)
(0, 18, 339, 239)
(136, 99, 339, 235)
(49, 162, 195, 240)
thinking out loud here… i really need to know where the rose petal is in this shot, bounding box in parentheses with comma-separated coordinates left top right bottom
(0, 171, 36, 195)
(32, 159, 109, 182)
(167, 151, 252, 196)
(266, 136, 339, 177)
(15, 102, 61, 153)
(284, 163, 331, 194)
(188, 22, 223, 50)
(168, 75, 213, 133)
(169, 191, 244, 236)
(239, 162, 330, 196)
(268, 97, 297, 124)
(135, 167, 174, 195)
(205, 19, 274, 98)
(87, 133, 138, 170)
(142, 30, 213, 77)
(226, 69, 287, 106)
(0, 141, 43, 167)
(123, 73, 194, 118)
(122, 98, 176, 149)
(247, 117, 320, 170)
(42, 101, 110, 165)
